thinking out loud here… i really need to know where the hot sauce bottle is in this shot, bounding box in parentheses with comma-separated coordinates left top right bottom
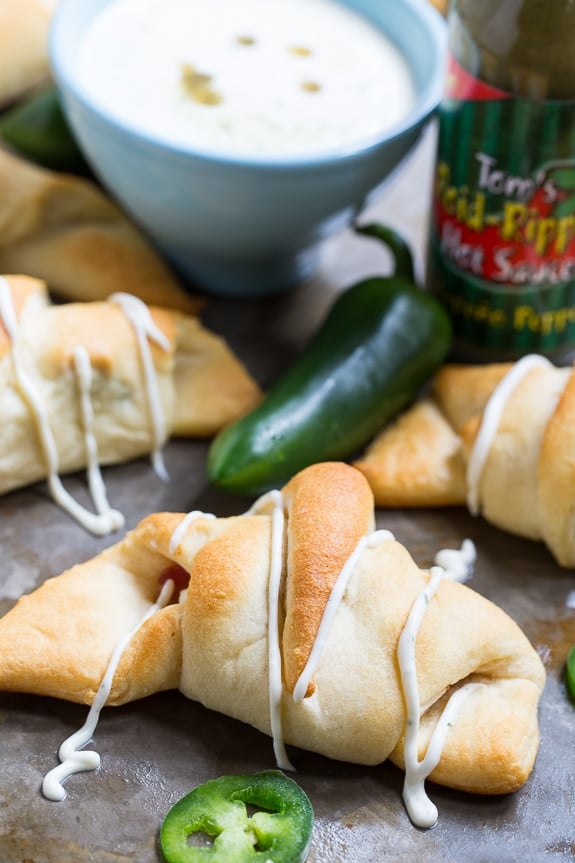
(428, 0, 575, 361)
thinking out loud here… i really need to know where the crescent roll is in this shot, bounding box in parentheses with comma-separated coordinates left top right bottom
(0, 274, 260, 530)
(354, 356, 575, 567)
(0, 463, 545, 825)
(0, 0, 54, 108)
(0, 147, 202, 313)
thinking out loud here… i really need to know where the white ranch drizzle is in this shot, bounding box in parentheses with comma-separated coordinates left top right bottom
(466, 353, 552, 515)
(398, 565, 481, 828)
(72, 346, 125, 534)
(168, 509, 216, 555)
(289, 529, 479, 827)
(109, 292, 171, 482)
(246, 490, 294, 771)
(42, 578, 175, 801)
(0, 278, 122, 536)
(434, 538, 476, 583)
(292, 528, 394, 703)
(401, 677, 481, 829)
(169, 493, 294, 770)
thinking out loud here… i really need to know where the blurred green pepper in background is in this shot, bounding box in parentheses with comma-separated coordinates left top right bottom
(0, 85, 89, 174)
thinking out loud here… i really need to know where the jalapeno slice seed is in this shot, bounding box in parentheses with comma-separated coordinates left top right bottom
(159, 770, 314, 863)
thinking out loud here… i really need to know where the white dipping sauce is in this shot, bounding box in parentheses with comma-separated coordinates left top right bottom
(78, 0, 416, 157)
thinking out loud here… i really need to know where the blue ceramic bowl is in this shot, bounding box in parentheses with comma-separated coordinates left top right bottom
(50, 0, 446, 297)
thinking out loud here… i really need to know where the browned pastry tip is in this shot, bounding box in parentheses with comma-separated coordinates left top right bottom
(354, 398, 467, 507)
(432, 363, 512, 431)
(281, 462, 376, 696)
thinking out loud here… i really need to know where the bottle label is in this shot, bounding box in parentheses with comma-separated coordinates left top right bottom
(429, 54, 575, 358)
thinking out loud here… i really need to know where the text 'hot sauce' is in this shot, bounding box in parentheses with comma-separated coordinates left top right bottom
(428, 0, 575, 361)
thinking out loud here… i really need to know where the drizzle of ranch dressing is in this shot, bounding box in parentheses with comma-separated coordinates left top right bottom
(109, 292, 171, 481)
(245, 490, 294, 771)
(0, 279, 124, 536)
(434, 538, 476, 584)
(168, 494, 295, 770)
(466, 354, 552, 515)
(72, 346, 125, 534)
(292, 528, 394, 703)
(168, 509, 216, 555)
(398, 565, 480, 828)
(42, 578, 175, 801)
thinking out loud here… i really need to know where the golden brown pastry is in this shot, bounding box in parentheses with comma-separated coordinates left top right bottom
(0, 0, 55, 108)
(428, 0, 449, 15)
(353, 397, 467, 508)
(354, 356, 575, 567)
(0, 463, 545, 825)
(0, 274, 260, 530)
(0, 148, 202, 313)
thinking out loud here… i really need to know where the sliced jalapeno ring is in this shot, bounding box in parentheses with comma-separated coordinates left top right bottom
(159, 770, 314, 863)
(566, 644, 575, 700)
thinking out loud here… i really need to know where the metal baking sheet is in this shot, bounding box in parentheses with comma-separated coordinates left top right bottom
(1, 133, 574, 862)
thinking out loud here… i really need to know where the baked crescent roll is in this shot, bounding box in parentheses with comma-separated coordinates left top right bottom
(0, 0, 55, 109)
(0, 462, 545, 826)
(0, 274, 260, 532)
(354, 356, 575, 567)
(0, 147, 202, 313)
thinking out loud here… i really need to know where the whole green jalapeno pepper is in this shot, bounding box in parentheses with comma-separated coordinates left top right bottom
(159, 771, 314, 863)
(207, 224, 452, 496)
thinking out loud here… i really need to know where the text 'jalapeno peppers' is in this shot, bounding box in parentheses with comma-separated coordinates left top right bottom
(159, 771, 314, 863)
(207, 225, 453, 496)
